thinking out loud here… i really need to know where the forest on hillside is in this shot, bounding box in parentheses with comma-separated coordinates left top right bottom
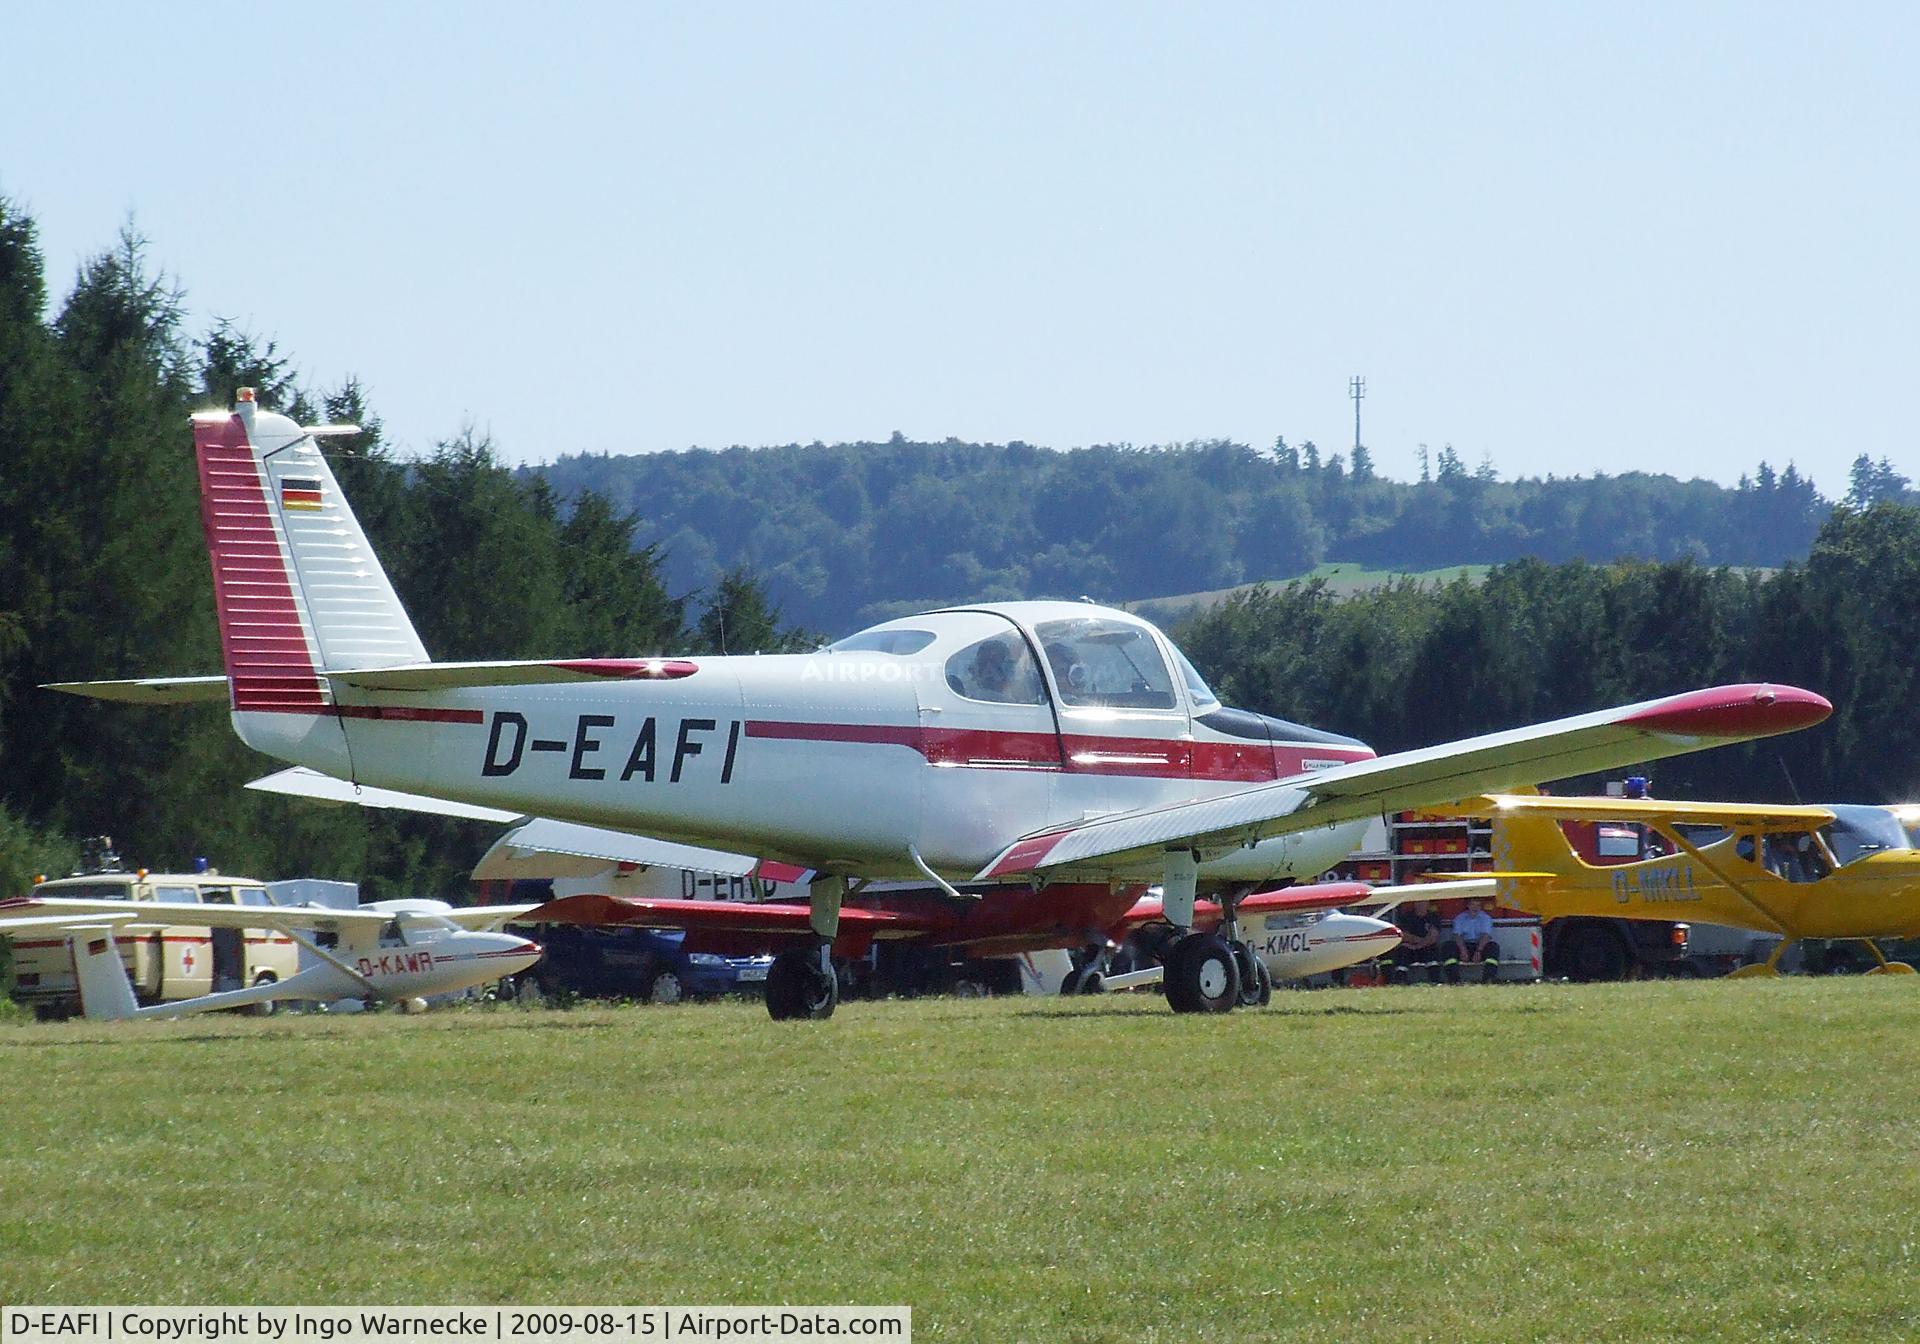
(2, 198, 1916, 912)
(536, 435, 1912, 634)
(0, 202, 800, 904)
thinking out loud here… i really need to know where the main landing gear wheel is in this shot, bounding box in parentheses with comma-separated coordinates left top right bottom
(247, 972, 279, 1017)
(766, 950, 838, 1021)
(1236, 950, 1273, 1008)
(1060, 963, 1106, 996)
(1164, 933, 1240, 1014)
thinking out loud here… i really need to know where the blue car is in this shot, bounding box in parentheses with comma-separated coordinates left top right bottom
(511, 922, 772, 1004)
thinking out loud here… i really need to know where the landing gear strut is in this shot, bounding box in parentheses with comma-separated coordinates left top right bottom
(1155, 850, 1249, 1014)
(1060, 942, 1110, 996)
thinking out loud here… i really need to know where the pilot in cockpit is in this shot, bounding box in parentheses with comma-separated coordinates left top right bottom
(963, 635, 1042, 704)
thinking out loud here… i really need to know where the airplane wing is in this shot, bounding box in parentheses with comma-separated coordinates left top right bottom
(246, 769, 812, 885)
(522, 892, 938, 956)
(1450, 794, 1838, 828)
(438, 905, 545, 930)
(0, 897, 391, 932)
(43, 674, 231, 705)
(1348, 878, 1502, 913)
(471, 818, 813, 886)
(0, 910, 140, 933)
(1116, 881, 1375, 931)
(975, 683, 1830, 881)
(0, 896, 540, 935)
(246, 767, 522, 822)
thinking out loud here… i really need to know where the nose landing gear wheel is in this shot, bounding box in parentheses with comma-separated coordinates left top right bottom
(1164, 933, 1240, 1014)
(766, 950, 839, 1020)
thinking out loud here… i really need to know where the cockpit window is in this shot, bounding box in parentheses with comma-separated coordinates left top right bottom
(1170, 646, 1220, 711)
(826, 628, 936, 656)
(1035, 618, 1176, 710)
(1824, 807, 1915, 867)
(944, 633, 1046, 705)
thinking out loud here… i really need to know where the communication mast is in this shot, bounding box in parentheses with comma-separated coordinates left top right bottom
(1349, 375, 1366, 454)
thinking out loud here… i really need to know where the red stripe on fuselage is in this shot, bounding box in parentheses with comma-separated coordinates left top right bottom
(744, 720, 1370, 781)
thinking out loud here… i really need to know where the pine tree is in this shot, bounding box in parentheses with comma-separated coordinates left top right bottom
(694, 568, 810, 653)
(1350, 442, 1375, 482)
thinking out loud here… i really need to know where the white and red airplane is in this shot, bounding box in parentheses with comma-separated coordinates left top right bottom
(51, 392, 1832, 1019)
(0, 897, 542, 1019)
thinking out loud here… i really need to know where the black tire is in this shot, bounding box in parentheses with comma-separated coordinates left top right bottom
(1164, 933, 1240, 1014)
(1559, 923, 1630, 983)
(247, 972, 279, 1017)
(647, 970, 685, 1005)
(1235, 944, 1267, 1008)
(1254, 956, 1274, 1006)
(766, 951, 838, 1021)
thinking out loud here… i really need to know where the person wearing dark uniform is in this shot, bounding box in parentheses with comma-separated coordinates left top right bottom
(1390, 899, 1442, 983)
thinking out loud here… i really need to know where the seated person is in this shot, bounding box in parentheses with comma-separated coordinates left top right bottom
(1787, 832, 1830, 882)
(951, 635, 1041, 703)
(1440, 897, 1501, 984)
(1389, 899, 1442, 983)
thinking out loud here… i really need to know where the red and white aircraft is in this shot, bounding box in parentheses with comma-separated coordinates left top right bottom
(0, 897, 541, 1020)
(53, 392, 1832, 1018)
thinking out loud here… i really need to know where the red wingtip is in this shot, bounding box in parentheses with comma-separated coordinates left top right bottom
(1618, 684, 1832, 739)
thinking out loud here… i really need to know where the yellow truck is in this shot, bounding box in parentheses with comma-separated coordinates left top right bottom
(8, 866, 300, 1017)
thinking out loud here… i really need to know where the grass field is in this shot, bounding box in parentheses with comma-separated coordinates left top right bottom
(3, 981, 1918, 1341)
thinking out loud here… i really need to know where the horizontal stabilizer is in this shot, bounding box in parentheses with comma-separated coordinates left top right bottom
(246, 767, 521, 823)
(43, 675, 229, 705)
(325, 658, 700, 693)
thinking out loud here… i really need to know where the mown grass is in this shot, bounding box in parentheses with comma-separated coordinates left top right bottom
(2, 980, 1917, 1341)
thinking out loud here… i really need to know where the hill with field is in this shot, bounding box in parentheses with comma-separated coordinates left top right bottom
(533, 438, 1865, 635)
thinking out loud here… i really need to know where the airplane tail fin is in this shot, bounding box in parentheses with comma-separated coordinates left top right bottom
(71, 932, 140, 1021)
(1490, 804, 1594, 908)
(194, 389, 428, 717)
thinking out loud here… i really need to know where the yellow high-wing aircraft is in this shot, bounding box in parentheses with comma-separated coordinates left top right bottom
(1444, 793, 1920, 977)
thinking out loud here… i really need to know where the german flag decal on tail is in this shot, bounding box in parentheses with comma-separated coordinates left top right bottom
(281, 477, 324, 511)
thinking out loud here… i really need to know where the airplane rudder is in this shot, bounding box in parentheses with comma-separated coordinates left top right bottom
(195, 390, 427, 688)
(72, 932, 139, 1021)
(1493, 809, 1588, 875)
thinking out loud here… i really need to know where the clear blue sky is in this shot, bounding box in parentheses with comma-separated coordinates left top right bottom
(5, 2, 1913, 488)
